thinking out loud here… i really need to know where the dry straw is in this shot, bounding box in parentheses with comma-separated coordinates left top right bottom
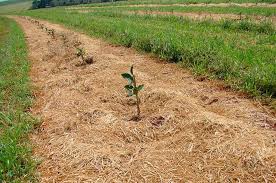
(17, 16, 276, 182)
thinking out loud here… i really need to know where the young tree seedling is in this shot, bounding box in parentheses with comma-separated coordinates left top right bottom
(47, 29, 55, 39)
(39, 24, 44, 30)
(76, 47, 85, 61)
(122, 65, 144, 119)
(60, 33, 69, 45)
(76, 47, 93, 65)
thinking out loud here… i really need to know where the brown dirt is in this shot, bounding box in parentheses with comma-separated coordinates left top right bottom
(12, 16, 276, 182)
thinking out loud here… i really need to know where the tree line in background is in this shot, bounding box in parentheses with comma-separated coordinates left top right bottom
(32, 0, 124, 9)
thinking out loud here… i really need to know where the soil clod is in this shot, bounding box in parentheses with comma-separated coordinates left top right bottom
(84, 56, 94, 64)
(130, 115, 142, 122)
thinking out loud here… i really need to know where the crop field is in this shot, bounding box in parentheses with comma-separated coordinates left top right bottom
(0, 0, 276, 182)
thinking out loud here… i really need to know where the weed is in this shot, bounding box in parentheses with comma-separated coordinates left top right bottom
(236, 19, 253, 31)
(122, 65, 144, 119)
(257, 21, 274, 34)
(221, 19, 232, 29)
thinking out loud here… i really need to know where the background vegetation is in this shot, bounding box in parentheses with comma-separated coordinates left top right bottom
(29, 0, 276, 9)
(0, 16, 37, 182)
(31, 0, 125, 9)
(0, 0, 32, 14)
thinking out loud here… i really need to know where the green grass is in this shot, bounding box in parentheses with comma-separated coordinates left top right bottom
(22, 9, 276, 102)
(0, 16, 37, 182)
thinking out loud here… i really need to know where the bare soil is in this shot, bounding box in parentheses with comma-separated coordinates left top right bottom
(12, 16, 276, 182)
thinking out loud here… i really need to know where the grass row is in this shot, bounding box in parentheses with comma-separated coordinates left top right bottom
(22, 9, 276, 103)
(127, 0, 276, 3)
(78, 0, 276, 7)
(69, 6, 275, 34)
(79, 5, 276, 16)
(0, 16, 36, 182)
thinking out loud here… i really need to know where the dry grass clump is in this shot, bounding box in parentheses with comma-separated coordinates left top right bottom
(37, 88, 276, 182)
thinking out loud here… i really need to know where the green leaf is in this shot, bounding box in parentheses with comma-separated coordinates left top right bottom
(125, 85, 134, 91)
(137, 85, 144, 91)
(122, 73, 133, 83)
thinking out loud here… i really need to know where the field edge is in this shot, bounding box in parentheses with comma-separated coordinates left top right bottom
(0, 16, 38, 182)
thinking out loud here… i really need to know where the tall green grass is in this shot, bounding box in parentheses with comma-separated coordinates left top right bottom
(23, 9, 276, 101)
(0, 16, 36, 182)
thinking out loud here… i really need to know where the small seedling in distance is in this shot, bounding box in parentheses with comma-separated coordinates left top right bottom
(39, 24, 44, 30)
(76, 47, 93, 65)
(47, 29, 55, 39)
(122, 65, 144, 120)
(76, 47, 85, 61)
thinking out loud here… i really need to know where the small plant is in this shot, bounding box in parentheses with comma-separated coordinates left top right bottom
(221, 19, 232, 29)
(47, 29, 55, 39)
(34, 20, 39, 25)
(122, 65, 144, 119)
(60, 33, 68, 44)
(39, 24, 44, 30)
(76, 47, 93, 65)
(76, 47, 85, 61)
